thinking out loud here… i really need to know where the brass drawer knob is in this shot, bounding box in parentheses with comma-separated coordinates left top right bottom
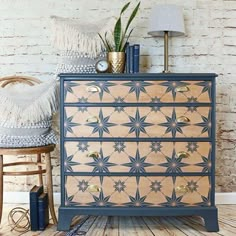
(86, 85, 101, 93)
(87, 151, 100, 158)
(86, 116, 99, 123)
(87, 185, 101, 192)
(175, 185, 190, 194)
(175, 86, 189, 93)
(177, 116, 190, 123)
(177, 151, 190, 159)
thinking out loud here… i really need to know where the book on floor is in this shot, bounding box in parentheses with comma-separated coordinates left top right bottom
(38, 193, 49, 230)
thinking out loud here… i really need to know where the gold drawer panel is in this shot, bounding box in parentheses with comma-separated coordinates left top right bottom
(64, 106, 211, 138)
(64, 80, 211, 103)
(65, 176, 211, 207)
(64, 142, 212, 173)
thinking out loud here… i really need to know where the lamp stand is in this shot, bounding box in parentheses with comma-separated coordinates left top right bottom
(163, 31, 170, 73)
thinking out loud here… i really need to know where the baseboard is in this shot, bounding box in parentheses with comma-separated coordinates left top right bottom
(3, 192, 236, 205)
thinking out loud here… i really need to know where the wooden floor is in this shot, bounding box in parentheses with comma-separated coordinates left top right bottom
(0, 205, 236, 235)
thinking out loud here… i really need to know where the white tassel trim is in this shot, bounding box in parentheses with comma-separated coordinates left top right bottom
(50, 15, 116, 57)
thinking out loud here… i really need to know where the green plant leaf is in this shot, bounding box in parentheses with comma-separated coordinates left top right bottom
(104, 32, 113, 52)
(120, 28, 134, 51)
(114, 17, 122, 51)
(124, 2, 140, 36)
(98, 33, 110, 51)
(120, 2, 130, 15)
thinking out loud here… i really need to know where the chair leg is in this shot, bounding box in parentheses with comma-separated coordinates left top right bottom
(45, 152, 57, 224)
(0, 155, 3, 224)
(37, 154, 43, 186)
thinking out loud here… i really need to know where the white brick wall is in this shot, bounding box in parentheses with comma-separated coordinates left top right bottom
(0, 0, 235, 192)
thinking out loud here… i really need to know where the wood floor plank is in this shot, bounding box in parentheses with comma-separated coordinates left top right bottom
(85, 216, 108, 236)
(103, 216, 119, 236)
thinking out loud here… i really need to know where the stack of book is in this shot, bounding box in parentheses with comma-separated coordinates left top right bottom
(29, 185, 49, 231)
(125, 43, 140, 73)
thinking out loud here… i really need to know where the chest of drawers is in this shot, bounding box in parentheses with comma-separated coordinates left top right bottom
(58, 73, 219, 232)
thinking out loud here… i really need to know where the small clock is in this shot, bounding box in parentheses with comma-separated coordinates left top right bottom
(95, 59, 110, 73)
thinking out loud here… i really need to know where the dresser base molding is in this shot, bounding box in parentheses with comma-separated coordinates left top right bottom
(57, 206, 219, 232)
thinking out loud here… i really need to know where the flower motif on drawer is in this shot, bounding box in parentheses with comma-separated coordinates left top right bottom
(196, 153, 211, 173)
(195, 111, 211, 136)
(114, 180, 126, 193)
(87, 81, 116, 101)
(113, 141, 126, 153)
(125, 190, 152, 207)
(159, 150, 189, 173)
(114, 97, 125, 113)
(150, 142, 163, 153)
(160, 190, 186, 207)
(65, 191, 78, 206)
(64, 113, 80, 136)
(86, 109, 116, 137)
(187, 97, 198, 112)
(123, 150, 153, 173)
(122, 109, 153, 137)
(159, 109, 189, 137)
(64, 150, 79, 172)
(159, 81, 189, 100)
(78, 97, 88, 112)
(122, 81, 153, 100)
(77, 141, 89, 152)
(78, 180, 89, 192)
(186, 142, 199, 153)
(187, 180, 199, 192)
(64, 81, 78, 99)
(89, 191, 113, 207)
(151, 97, 161, 112)
(150, 181, 162, 193)
(86, 148, 116, 173)
(196, 192, 211, 207)
(196, 81, 212, 98)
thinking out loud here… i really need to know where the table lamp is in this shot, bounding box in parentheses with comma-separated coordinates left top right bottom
(148, 4, 185, 73)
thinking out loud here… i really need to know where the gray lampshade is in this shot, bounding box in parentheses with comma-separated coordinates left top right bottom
(148, 4, 185, 37)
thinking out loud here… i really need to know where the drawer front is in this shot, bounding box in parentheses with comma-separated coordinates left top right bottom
(65, 176, 211, 207)
(64, 141, 212, 173)
(64, 106, 212, 138)
(64, 80, 212, 103)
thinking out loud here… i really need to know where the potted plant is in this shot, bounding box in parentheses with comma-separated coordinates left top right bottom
(99, 1, 140, 73)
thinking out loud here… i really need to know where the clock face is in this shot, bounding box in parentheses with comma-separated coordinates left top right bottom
(95, 60, 109, 73)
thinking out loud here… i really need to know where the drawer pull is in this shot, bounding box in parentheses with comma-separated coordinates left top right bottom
(86, 86, 101, 93)
(87, 151, 100, 158)
(177, 116, 190, 123)
(175, 86, 189, 93)
(177, 151, 190, 159)
(175, 185, 190, 194)
(86, 116, 99, 123)
(87, 185, 101, 193)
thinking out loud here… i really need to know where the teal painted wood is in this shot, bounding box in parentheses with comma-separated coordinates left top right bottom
(58, 73, 219, 232)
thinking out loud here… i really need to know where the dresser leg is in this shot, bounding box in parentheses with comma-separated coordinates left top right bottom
(57, 208, 74, 231)
(202, 208, 219, 232)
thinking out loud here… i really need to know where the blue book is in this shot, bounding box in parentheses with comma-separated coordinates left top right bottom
(30, 185, 44, 231)
(38, 193, 49, 231)
(129, 45, 134, 73)
(125, 42, 130, 73)
(133, 44, 140, 73)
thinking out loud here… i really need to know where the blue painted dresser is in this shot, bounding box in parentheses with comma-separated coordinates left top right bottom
(58, 73, 219, 232)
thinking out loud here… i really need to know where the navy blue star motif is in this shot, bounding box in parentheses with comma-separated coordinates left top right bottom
(195, 111, 211, 136)
(151, 97, 161, 112)
(160, 190, 186, 207)
(150, 142, 162, 153)
(114, 180, 126, 193)
(65, 191, 78, 206)
(86, 109, 116, 137)
(64, 113, 79, 136)
(187, 180, 199, 192)
(86, 148, 116, 173)
(187, 97, 198, 112)
(196, 81, 212, 99)
(89, 191, 112, 207)
(150, 181, 162, 192)
(196, 153, 211, 173)
(159, 109, 189, 137)
(113, 141, 126, 153)
(77, 180, 89, 192)
(64, 81, 78, 99)
(196, 192, 211, 207)
(125, 190, 152, 207)
(87, 81, 116, 101)
(78, 97, 88, 112)
(77, 142, 89, 152)
(64, 150, 78, 172)
(159, 149, 189, 173)
(122, 109, 153, 137)
(122, 81, 153, 100)
(186, 142, 199, 153)
(160, 81, 190, 100)
(114, 97, 125, 113)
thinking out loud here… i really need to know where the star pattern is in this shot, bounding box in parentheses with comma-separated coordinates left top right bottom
(114, 180, 126, 193)
(89, 191, 112, 207)
(195, 111, 212, 136)
(122, 109, 153, 137)
(64, 113, 79, 136)
(196, 191, 211, 206)
(159, 109, 189, 137)
(122, 81, 153, 100)
(150, 181, 162, 192)
(150, 142, 162, 153)
(125, 190, 152, 207)
(77, 142, 89, 152)
(64, 81, 78, 99)
(196, 81, 212, 99)
(187, 180, 199, 192)
(186, 142, 199, 153)
(196, 153, 211, 173)
(64, 150, 78, 172)
(151, 97, 161, 112)
(77, 180, 89, 192)
(114, 97, 125, 113)
(78, 97, 88, 112)
(160, 190, 187, 207)
(86, 109, 116, 137)
(113, 141, 126, 153)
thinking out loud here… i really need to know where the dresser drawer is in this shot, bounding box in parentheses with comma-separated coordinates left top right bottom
(65, 176, 211, 207)
(64, 106, 212, 138)
(64, 141, 212, 173)
(64, 80, 212, 103)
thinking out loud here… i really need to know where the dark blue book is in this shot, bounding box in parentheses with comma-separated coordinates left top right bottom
(30, 185, 43, 231)
(129, 45, 134, 73)
(38, 193, 49, 231)
(133, 44, 140, 73)
(125, 42, 130, 73)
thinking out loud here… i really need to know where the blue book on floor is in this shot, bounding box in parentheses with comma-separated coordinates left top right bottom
(30, 185, 44, 231)
(129, 45, 134, 73)
(38, 193, 49, 231)
(133, 44, 140, 73)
